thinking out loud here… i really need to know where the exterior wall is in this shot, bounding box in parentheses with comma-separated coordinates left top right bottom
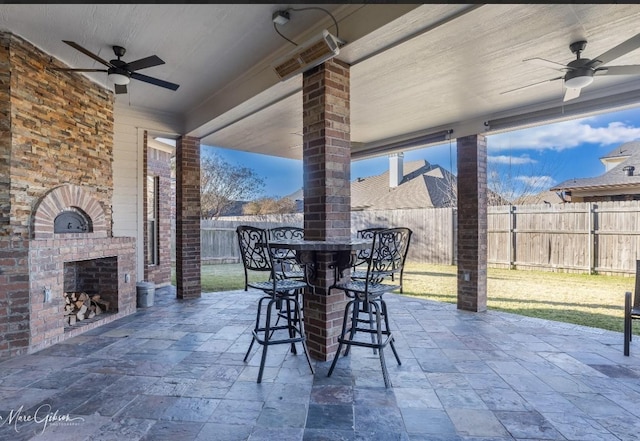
(112, 103, 181, 283)
(145, 139, 173, 286)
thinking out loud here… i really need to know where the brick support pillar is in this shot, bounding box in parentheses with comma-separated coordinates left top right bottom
(302, 59, 351, 361)
(457, 134, 487, 312)
(175, 136, 201, 299)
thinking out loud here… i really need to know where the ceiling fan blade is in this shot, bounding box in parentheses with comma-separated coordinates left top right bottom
(49, 68, 108, 73)
(114, 84, 128, 94)
(587, 32, 640, 68)
(125, 55, 165, 72)
(131, 72, 179, 91)
(523, 57, 571, 72)
(500, 76, 563, 95)
(62, 40, 113, 68)
(595, 65, 640, 76)
(563, 87, 581, 102)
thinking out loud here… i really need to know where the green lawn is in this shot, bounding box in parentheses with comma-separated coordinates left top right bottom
(172, 262, 637, 335)
(401, 262, 636, 334)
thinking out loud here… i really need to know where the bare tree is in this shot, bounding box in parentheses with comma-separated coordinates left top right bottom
(243, 197, 297, 215)
(487, 154, 564, 205)
(201, 153, 265, 218)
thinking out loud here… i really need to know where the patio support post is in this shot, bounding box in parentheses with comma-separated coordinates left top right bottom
(456, 134, 487, 312)
(175, 136, 201, 299)
(302, 59, 351, 361)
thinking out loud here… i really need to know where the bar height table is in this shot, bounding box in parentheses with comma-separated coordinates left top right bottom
(268, 238, 372, 291)
(267, 238, 372, 360)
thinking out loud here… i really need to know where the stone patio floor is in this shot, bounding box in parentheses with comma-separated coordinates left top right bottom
(2, 285, 640, 440)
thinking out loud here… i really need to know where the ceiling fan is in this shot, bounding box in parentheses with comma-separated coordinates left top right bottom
(51, 40, 179, 94)
(502, 32, 640, 102)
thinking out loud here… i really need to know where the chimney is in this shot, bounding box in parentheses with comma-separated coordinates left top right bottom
(624, 165, 635, 176)
(389, 153, 404, 188)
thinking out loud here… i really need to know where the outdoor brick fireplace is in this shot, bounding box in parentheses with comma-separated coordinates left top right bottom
(0, 33, 138, 359)
(28, 184, 136, 351)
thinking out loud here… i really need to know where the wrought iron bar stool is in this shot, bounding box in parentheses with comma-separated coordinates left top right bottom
(268, 226, 306, 331)
(236, 225, 314, 383)
(624, 259, 640, 355)
(268, 226, 305, 282)
(327, 227, 412, 388)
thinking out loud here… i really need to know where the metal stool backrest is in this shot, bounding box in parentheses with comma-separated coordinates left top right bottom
(269, 226, 304, 241)
(236, 225, 274, 290)
(268, 226, 303, 260)
(366, 228, 412, 286)
(354, 227, 386, 268)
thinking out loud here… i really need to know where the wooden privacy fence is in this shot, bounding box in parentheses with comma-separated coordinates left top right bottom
(489, 200, 640, 275)
(173, 200, 640, 275)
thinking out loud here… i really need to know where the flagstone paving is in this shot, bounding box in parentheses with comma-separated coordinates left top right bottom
(1, 285, 640, 440)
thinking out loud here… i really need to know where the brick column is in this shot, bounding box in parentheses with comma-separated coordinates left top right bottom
(457, 134, 487, 312)
(175, 136, 201, 299)
(302, 59, 351, 361)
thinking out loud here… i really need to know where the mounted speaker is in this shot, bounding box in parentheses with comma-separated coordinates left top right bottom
(272, 29, 341, 81)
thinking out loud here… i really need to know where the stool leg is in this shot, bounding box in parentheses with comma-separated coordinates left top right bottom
(295, 297, 314, 375)
(359, 298, 377, 355)
(257, 298, 275, 383)
(244, 295, 267, 362)
(380, 298, 401, 366)
(370, 300, 392, 388)
(284, 297, 298, 355)
(328, 299, 354, 377)
(344, 296, 360, 357)
(625, 291, 632, 356)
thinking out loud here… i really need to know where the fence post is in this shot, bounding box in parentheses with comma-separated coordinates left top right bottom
(509, 205, 516, 270)
(588, 202, 595, 275)
(451, 207, 456, 265)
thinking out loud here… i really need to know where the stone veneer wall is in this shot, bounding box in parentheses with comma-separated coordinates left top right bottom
(0, 32, 130, 360)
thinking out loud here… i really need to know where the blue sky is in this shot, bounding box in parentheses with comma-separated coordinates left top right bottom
(201, 105, 640, 199)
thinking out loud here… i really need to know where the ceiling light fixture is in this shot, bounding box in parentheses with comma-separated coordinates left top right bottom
(108, 71, 130, 85)
(563, 70, 594, 89)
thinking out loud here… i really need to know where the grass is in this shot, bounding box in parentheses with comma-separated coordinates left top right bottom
(401, 262, 636, 335)
(173, 262, 637, 335)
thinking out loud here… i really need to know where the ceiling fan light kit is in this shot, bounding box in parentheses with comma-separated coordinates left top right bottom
(108, 72, 130, 85)
(563, 69, 593, 89)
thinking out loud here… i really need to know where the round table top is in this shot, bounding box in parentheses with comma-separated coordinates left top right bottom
(268, 238, 371, 251)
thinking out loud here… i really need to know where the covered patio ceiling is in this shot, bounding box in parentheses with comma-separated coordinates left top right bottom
(3, 4, 640, 159)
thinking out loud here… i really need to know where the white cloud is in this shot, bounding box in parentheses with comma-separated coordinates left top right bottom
(488, 118, 640, 152)
(488, 155, 537, 165)
(515, 175, 555, 188)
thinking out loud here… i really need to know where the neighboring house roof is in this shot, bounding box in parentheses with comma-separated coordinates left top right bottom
(513, 190, 566, 205)
(283, 159, 457, 211)
(551, 141, 640, 192)
(351, 159, 455, 210)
